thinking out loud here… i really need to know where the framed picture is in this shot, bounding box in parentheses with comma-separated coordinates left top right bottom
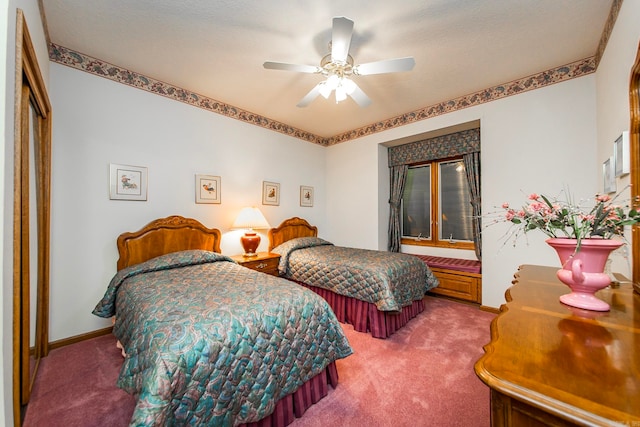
(195, 174, 221, 204)
(262, 181, 280, 206)
(603, 156, 616, 194)
(300, 185, 314, 207)
(109, 163, 147, 201)
(614, 131, 630, 177)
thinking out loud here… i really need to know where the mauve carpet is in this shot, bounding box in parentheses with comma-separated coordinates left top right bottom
(23, 296, 495, 426)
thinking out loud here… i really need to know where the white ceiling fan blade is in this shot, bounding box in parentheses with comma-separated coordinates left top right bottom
(297, 84, 322, 107)
(263, 62, 321, 74)
(354, 57, 416, 75)
(349, 82, 372, 107)
(331, 17, 354, 63)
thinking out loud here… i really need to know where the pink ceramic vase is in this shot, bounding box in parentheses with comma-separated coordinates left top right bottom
(546, 238, 623, 311)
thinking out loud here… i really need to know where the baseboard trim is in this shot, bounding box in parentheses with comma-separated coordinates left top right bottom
(48, 326, 113, 351)
(479, 304, 500, 314)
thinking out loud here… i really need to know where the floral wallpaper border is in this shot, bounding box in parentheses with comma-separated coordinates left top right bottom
(595, 0, 623, 69)
(48, 43, 325, 146)
(49, 45, 597, 147)
(326, 56, 597, 146)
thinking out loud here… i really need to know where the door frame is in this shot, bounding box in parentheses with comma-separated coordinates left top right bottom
(13, 9, 52, 424)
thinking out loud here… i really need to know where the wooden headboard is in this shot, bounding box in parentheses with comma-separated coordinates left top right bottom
(116, 215, 222, 270)
(268, 217, 318, 251)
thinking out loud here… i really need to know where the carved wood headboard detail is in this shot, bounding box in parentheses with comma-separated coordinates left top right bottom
(116, 215, 222, 270)
(268, 217, 318, 252)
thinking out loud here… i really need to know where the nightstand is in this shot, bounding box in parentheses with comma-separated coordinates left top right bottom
(229, 252, 281, 276)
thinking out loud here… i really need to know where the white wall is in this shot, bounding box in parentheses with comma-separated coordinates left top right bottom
(49, 63, 327, 341)
(327, 75, 599, 309)
(324, 137, 381, 249)
(595, 0, 640, 275)
(2, 2, 49, 425)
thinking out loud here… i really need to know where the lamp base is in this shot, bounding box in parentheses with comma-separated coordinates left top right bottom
(240, 232, 260, 257)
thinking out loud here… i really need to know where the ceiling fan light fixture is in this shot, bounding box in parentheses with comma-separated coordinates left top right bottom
(335, 85, 347, 103)
(326, 75, 340, 89)
(318, 81, 332, 99)
(263, 17, 414, 108)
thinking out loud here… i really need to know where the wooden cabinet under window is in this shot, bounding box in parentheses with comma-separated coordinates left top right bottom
(428, 268, 481, 304)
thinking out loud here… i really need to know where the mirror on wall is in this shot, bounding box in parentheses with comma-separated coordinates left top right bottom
(13, 9, 52, 423)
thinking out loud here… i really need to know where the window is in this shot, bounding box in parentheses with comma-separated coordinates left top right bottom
(401, 158, 475, 249)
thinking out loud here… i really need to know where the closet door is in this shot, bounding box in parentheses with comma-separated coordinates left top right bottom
(13, 9, 52, 422)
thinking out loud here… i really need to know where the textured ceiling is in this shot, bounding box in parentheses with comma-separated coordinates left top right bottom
(42, 0, 613, 140)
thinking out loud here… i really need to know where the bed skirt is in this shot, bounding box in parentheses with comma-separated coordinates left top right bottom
(241, 361, 338, 427)
(295, 281, 425, 339)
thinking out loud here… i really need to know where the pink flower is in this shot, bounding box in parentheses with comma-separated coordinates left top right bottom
(495, 188, 640, 243)
(527, 201, 545, 212)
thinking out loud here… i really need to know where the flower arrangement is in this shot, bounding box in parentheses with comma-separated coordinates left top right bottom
(494, 189, 640, 250)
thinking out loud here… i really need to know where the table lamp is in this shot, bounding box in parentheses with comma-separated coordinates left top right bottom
(231, 207, 271, 257)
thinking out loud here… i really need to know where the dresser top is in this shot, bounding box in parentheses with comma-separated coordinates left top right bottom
(475, 264, 640, 425)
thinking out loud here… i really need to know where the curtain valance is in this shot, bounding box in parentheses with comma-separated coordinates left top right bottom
(388, 128, 480, 167)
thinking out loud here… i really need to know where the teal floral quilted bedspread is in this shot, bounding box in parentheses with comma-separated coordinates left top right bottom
(93, 250, 352, 426)
(273, 237, 439, 312)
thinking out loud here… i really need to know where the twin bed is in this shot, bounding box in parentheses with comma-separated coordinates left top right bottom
(93, 216, 352, 426)
(269, 217, 438, 339)
(93, 215, 438, 426)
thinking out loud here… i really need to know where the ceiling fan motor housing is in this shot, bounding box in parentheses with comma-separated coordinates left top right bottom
(321, 51, 354, 78)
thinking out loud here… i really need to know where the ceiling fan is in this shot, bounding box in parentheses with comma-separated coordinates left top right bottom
(263, 16, 415, 108)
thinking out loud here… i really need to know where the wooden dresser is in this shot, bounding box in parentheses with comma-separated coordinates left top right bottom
(475, 264, 640, 426)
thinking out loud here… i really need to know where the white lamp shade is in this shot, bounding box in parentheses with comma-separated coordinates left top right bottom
(318, 81, 332, 99)
(335, 85, 347, 102)
(231, 207, 270, 230)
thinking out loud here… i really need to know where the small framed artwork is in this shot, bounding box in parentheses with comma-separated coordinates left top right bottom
(109, 163, 147, 201)
(300, 185, 314, 207)
(262, 181, 280, 206)
(614, 131, 630, 177)
(196, 174, 221, 204)
(603, 156, 616, 194)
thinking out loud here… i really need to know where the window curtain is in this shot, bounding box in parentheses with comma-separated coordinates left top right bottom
(388, 165, 408, 252)
(463, 151, 482, 260)
(387, 128, 480, 256)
